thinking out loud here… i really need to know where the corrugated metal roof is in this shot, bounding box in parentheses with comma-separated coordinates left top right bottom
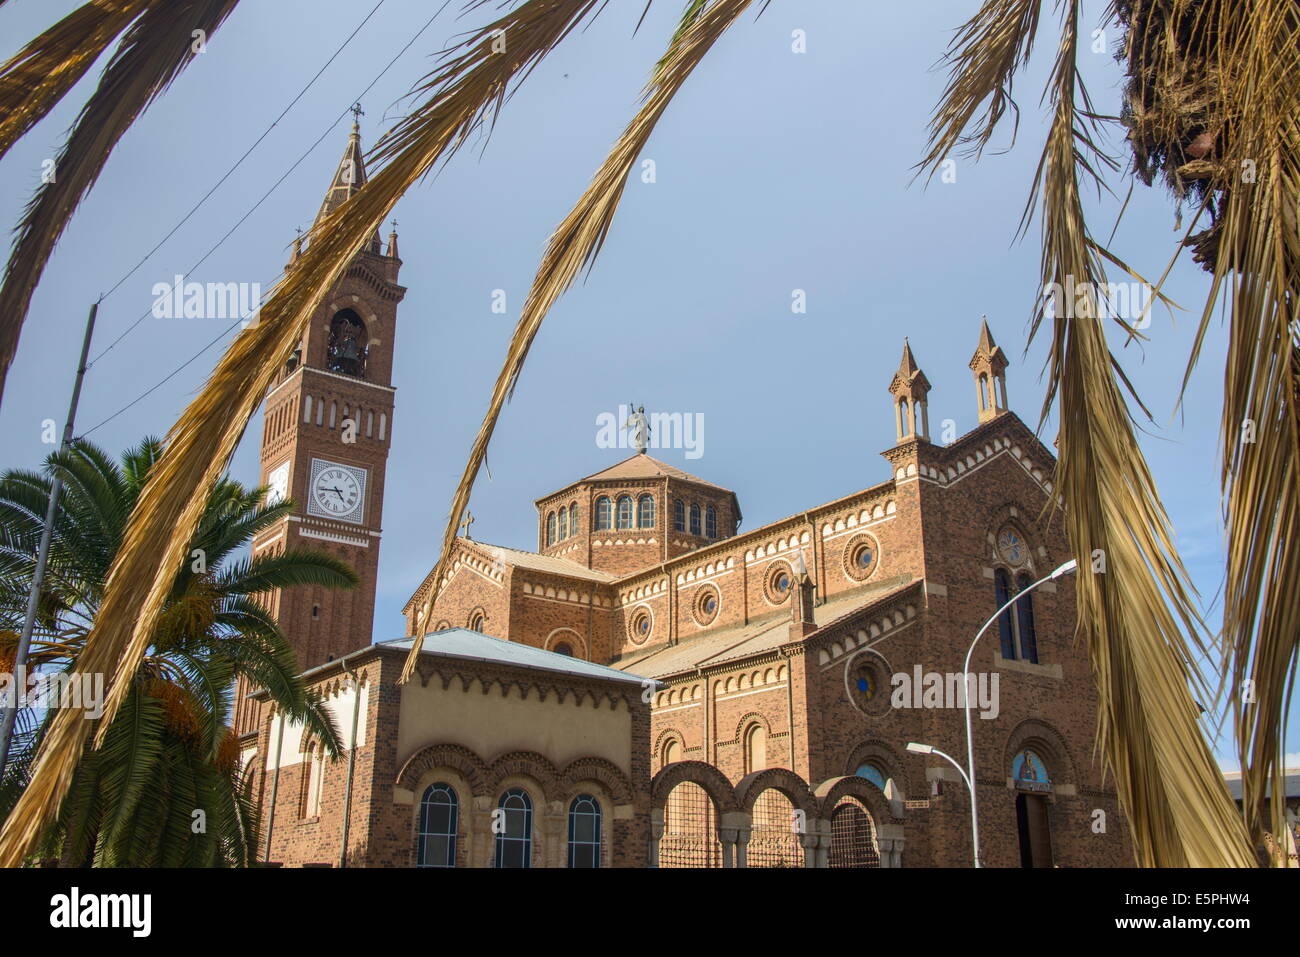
(1222, 770, 1300, 801)
(611, 577, 916, 679)
(380, 629, 651, 686)
(479, 542, 617, 583)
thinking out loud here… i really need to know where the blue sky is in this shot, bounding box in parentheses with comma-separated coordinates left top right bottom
(0, 0, 1292, 768)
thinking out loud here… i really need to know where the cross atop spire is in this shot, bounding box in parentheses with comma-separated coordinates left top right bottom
(350, 101, 365, 129)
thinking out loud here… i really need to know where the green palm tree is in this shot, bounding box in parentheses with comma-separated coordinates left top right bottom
(0, 0, 1292, 867)
(0, 438, 355, 866)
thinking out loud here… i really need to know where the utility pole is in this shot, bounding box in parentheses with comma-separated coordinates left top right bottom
(0, 300, 99, 783)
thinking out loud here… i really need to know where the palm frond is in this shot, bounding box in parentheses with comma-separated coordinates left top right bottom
(403, 0, 758, 681)
(215, 548, 359, 596)
(0, 0, 241, 403)
(1180, 0, 1300, 856)
(0, 0, 151, 160)
(922, 0, 1255, 866)
(916, 0, 1043, 177)
(0, 0, 612, 867)
(1112, 0, 1300, 861)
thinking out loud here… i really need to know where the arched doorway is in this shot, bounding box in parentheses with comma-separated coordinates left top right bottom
(1012, 749, 1054, 867)
(828, 795, 880, 868)
(660, 781, 721, 868)
(747, 789, 802, 868)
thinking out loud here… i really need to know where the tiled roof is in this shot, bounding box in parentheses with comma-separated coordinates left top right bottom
(579, 453, 731, 492)
(611, 575, 916, 679)
(379, 629, 650, 685)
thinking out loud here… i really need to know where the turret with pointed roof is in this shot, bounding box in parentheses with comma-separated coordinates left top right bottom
(888, 338, 931, 442)
(969, 315, 1009, 423)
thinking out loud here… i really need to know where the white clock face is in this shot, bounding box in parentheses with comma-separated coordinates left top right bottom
(266, 462, 290, 506)
(308, 459, 367, 523)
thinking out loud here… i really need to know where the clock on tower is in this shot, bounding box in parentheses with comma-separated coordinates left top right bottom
(233, 118, 406, 738)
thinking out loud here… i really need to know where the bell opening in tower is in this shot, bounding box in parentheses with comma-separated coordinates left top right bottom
(327, 309, 368, 378)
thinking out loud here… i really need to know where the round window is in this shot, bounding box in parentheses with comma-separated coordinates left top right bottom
(764, 562, 794, 604)
(845, 653, 891, 717)
(693, 586, 720, 625)
(629, 608, 653, 644)
(842, 533, 880, 582)
(997, 525, 1028, 567)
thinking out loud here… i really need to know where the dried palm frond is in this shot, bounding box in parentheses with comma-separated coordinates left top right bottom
(922, 0, 1255, 865)
(917, 0, 1043, 174)
(1183, 1, 1299, 857)
(0, 0, 241, 404)
(401, 0, 758, 681)
(0, 1, 156, 160)
(0, 0, 613, 869)
(1115, 0, 1300, 859)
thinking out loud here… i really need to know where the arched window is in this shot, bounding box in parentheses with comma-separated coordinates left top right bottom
(567, 794, 602, 868)
(661, 738, 681, 767)
(569, 503, 578, 536)
(468, 610, 485, 632)
(416, 783, 458, 868)
(673, 499, 686, 532)
(637, 494, 655, 529)
(546, 511, 556, 546)
(1014, 572, 1039, 663)
(705, 506, 717, 539)
(595, 497, 612, 530)
(494, 788, 533, 868)
(995, 569, 1040, 662)
(743, 722, 767, 775)
(616, 495, 633, 530)
(557, 506, 568, 541)
(828, 796, 880, 868)
(689, 503, 702, 536)
(553, 642, 573, 657)
(326, 309, 367, 378)
(994, 568, 1017, 659)
(300, 743, 323, 818)
(855, 763, 887, 790)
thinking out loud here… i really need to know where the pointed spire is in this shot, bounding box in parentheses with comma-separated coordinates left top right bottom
(314, 107, 383, 253)
(969, 315, 1009, 422)
(897, 337, 920, 378)
(976, 315, 999, 355)
(889, 338, 931, 397)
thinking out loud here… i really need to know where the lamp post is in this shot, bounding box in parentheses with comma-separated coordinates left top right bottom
(906, 741, 977, 868)
(908, 558, 1078, 868)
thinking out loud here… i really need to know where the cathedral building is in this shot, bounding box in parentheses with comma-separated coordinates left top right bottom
(237, 123, 1134, 869)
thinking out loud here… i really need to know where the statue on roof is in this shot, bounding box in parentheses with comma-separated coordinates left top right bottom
(624, 403, 651, 454)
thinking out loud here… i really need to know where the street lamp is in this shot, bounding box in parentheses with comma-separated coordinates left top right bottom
(959, 558, 1077, 868)
(906, 741, 978, 867)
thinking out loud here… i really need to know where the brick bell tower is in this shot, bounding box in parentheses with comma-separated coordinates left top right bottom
(233, 116, 405, 737)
